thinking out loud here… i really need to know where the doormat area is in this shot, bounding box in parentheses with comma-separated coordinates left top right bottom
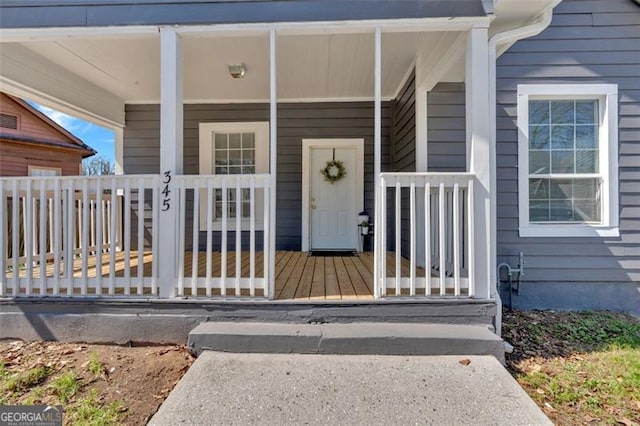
(309, 250, 357, 257)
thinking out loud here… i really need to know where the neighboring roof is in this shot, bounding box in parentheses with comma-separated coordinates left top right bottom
(0, 0, 493, 29)
(0, 93, 97, 157)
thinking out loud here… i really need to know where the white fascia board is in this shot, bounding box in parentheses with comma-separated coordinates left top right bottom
(0, 43, 125, 128)
(0, 16, 493, 43)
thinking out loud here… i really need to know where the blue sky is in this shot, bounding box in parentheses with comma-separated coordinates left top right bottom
(29, 101, 115, 162)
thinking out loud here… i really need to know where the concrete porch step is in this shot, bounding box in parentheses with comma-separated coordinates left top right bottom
(188, 322, 505, 362)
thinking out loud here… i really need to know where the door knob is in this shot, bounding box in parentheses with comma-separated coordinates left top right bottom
(311, 202, 317, 209)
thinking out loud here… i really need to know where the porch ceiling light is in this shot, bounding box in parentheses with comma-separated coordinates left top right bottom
(228, 63, 247, 79)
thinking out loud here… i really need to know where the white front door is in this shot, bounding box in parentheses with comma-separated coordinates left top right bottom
(309, 146, 359, 250)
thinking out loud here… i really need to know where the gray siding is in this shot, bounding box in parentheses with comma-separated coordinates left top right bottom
(427, 82, 467, 172)
(124, 102, 392, 251)
(391, 70, 416, 256)
(0, 0, 490, 29)
(496, 0, 640, 295)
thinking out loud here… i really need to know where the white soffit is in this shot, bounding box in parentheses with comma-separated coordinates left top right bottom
(13, 31, 454, 103)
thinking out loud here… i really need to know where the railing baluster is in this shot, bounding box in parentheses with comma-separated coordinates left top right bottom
(65, 179, 74, 295)
(177, 179, 186, 297)
(409, 179, 416, 296)
(39, 180, 47, 295)
(124, 179, 132, 295)
(137, 179, 145, 295)
(380, 176, 387, 297)
(453, 182, 460, 296)
(95, 179, 103, 295)
(151, 181, 159, 295)
(108, 178, 117, 295)
(439, 182, 446, 296)
(467, 178, 475, 297)
(11, 180, 19, 296)
(235, 178, 241, 296)
(424, 182, 431, 296)
(394, 181, 401, 296)
(205, 180, 213, 297)
(249, 177, 255, 297)
(221, 179, 228, 296)
(81, 179, 89, 295)
(25, 182, 33, 295)
(191, 181, 200, 297)
(263, 182, 269, 297)
(53, 179, 61, 295)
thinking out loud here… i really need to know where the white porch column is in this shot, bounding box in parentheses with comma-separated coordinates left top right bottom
(465, 25, 492, 299)
(268, 28, 277, 298)
(373, 26, 382, 298)
(158, 27, 184, 298)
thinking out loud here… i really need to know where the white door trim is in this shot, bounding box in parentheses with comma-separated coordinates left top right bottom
(301, 138, 365, 252)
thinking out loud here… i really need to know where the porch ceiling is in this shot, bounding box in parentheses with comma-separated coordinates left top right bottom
(11, 31, 461, 104)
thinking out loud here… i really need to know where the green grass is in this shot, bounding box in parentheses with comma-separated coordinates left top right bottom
(520, 348, 640, 423)
(70, 390, 123, 426)
(86, 352, 104, 377)
(51, 371, 80, 403)
(509, 311, 640, 424)
(1, 366, 50, 393)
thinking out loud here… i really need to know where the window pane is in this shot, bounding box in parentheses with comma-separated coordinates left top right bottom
(549, 179, 573, 199)
(529, 125, 550, 150)
(550, 200, 574, 221)
(576, 100, 597, 124)
(576, 125, 597, 150)
(573, 179, 598, 199)
(574, 200, 600, 222)
(214, 149, 228, 166)
(229, 133, 241, 149)
(551, 125, 573, 150)
(529, 100, 549, 125)
(229, 149, 242, 165)
(242, 149, 255, 166)
(243, 166, 255, 174)
(215, 133, 227, 149)
(529, 178, 549, 199)
(228, 166, 243, 175)
(550, 100, 574, 124)
(242, 133, 255, 149)
(529, 151, 550, 174)
(529, 200, 550, 222)
(551, 151, 575, 173)
(215, 166, 228, 174)
(576, 150, 598, 173)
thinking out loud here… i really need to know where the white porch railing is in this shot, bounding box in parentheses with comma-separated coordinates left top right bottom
(0, 175, 159, 297)
(0, 174, 273, 299)
(377, 173, 475, 298)
(175, 174, 271, 298)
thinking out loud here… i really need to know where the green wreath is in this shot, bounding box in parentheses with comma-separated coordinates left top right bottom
(321, 160, 347, 183)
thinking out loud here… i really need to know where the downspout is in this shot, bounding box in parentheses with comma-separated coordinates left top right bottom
(488, 5, 557, 336)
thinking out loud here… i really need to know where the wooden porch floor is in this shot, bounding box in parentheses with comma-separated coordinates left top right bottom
(8, 251, 381, 300)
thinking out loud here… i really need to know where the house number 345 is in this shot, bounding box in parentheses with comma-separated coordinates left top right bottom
(161, 170, 171, 211)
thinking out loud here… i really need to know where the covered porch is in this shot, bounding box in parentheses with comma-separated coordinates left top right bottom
(0, 15, 496, 302)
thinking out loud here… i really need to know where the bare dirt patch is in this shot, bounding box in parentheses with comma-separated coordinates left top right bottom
(0, 340, 194, 425)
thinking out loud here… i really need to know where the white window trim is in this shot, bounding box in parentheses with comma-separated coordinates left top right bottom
(517, 84, 619, 238)
(198, 121, 269, 231)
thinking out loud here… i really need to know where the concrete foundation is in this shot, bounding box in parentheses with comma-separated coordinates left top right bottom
(0, 298, 497, 345)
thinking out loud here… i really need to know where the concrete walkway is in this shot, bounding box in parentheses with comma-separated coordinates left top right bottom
(150, 352, 551, 425)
